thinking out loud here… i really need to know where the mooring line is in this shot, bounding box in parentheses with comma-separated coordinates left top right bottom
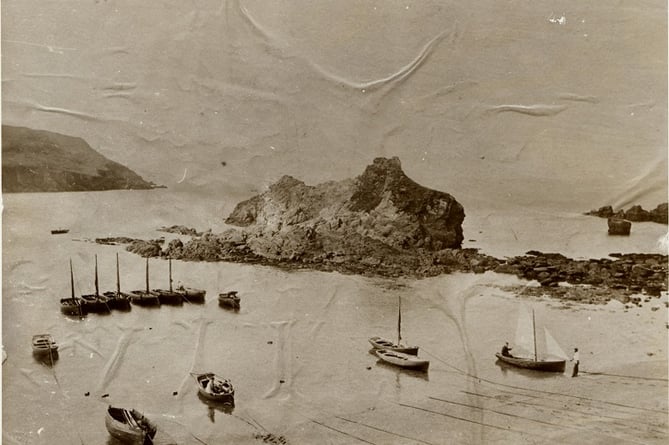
(462, 389, 667, 431)
(421, 347, 666, 414)
(336, 415, 436, 445)
(428, 395, 660, 443)
(396, 401, 535, 437)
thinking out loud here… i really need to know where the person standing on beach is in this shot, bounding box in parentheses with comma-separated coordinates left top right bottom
(571, 348, 580, 377)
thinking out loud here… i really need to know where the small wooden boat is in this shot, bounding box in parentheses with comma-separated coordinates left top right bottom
(368, 337, 418, 356)
(176, 285, 206, 304)
(105, 405, 157, 445)
(495, 353, 566, 372)
(129, 258, 161, 306)
(374, 349, 430, 372)
(154, 258, 206, 304)
(369, 296, 419, 355)
(32, 334, 58, 355)
(218, 291, 240, 309)
(51, 229, 69, 235)
(495, 305, 567, 373)
(80, 255, 111, 313)
(61, 260, 86, 317)
(103, 254, 132, 310)
(192, 372, 235, 404)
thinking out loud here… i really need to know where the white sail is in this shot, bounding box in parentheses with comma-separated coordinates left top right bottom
(514, 305, 535, 357)
(544, 327, 567, 359)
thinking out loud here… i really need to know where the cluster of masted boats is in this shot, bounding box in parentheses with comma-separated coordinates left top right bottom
(368, 297, 569, 374)
(59, 254, 242, 316)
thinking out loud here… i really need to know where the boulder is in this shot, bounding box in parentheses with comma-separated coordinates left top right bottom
(608, 218, 631, 236)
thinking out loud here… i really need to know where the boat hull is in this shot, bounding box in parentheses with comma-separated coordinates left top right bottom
(105, 406, 156, 445)
(368, 337, 418, 355)
(495, 353, 566, 372)
(103, 291, 132, 311)
(218, 292, 240, 309)
(32, 335, 59, 355)
(152, 289, 183, 305)
(60, 298, 85, 316)
(375, 349, 429, 371)
(128, 291, 161, 306)
(178, 288, 206, 303)
(194, 373, 235, 404)
(80, 294, 111, 313)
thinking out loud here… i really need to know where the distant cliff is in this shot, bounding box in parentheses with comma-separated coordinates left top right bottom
(2, 125, 157, 192)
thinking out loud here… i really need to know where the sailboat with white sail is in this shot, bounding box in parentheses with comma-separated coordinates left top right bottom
(495, 304, 567, 372)
(369, 295, 419, 355)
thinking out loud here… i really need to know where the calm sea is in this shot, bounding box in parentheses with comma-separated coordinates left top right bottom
(2, 190, 667, 444)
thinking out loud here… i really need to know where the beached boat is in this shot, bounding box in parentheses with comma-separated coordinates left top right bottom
(32, 334, 58, 355)
(154, 258, 206, 304)
(80, 255, 111, 313)
(218, 291, 240, 309)
(103, 253, 132, 310)
(151, 258, 183, 305)
(60, 259, 86, 316)
(105, 405, 157, 445)
(51, 228, 69, 235)
(374, 349, 430, 371)
(128, 258, 161, 306)
(369, 296, 419, 355)
(495, 305, 567, 373)
(192, 372, 235, 404)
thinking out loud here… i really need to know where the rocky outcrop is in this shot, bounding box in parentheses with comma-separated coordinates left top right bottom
(586, 203, 668, 224)
(608, 218, 631, 235)
(225, 157, 465, 259)
(2, 125, 158, 192)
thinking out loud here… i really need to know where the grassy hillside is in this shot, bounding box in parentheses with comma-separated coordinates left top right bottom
(2, 125, 157, 192)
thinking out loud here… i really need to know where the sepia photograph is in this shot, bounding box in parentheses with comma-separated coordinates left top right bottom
(1, 1, 667, 444)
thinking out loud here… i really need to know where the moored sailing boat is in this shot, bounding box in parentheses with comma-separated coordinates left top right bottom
(495, 305, 567, 372)
(151, 258, 183, 305)
(128, 258, 161, 306)
(103, 253, 132, 310)
(80, 255, 111, 313)
(60, 259, 85, 316)
(369, 296, 419, 355)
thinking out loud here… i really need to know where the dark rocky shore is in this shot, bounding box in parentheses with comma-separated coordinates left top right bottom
(586, 204, 668, 224)
(96, 157, 667, 305)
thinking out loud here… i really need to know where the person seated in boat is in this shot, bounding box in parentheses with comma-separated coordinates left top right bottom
(177, 281, 184, 291)
(501, 342, 513, 357)
(206, 378, 217, 394)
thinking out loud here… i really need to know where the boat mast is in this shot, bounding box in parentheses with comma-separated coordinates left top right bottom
(169, 258, 173, 292)
(94, 254, 99, 297)
(145, 257, 149, 293)
(397, 295, 402, 346)
(70, 259, 75, 302)
(116, 253, 121, 294)
(532, 308, 538, 362)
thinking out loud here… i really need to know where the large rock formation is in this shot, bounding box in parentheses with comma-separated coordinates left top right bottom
(224, 157, 465, 260)
(586, 203, 668, 224)
(2, 125, 157, 192)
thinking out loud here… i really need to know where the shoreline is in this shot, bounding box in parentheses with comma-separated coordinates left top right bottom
(94, 233, 668, 306)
